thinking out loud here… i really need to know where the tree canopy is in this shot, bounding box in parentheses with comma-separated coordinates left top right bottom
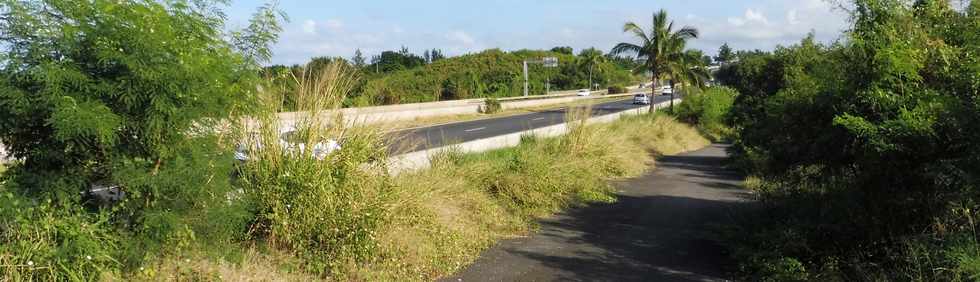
(0, 0, 282, 192)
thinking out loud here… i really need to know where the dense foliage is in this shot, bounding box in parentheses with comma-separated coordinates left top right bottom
(719, 0, 980, 279)
(353, 49, 639, 106)
(673, 87, 736, 140)
(0, 0, 282, 279)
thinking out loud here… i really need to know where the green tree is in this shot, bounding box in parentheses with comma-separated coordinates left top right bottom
(715, 42, 735, 64)
(612, 9, 699, 112)
(578, 48, 608, 90)
(551, 46, 574, 55)
(0, 0, 282, 192)
(665, 49, 711, 100)
(352, 49, 366, 68)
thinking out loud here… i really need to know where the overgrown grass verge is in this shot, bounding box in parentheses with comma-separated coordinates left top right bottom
(340, 112, 709, 280)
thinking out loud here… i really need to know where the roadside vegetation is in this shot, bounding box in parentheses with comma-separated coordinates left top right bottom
(715, 0, 980, 280)
(613, 9, 711, 113)
(266, 48, 642, 109)
(0, 1, 711, 280)
(349, 110, 709, 281)
(674, 87, 737, 141)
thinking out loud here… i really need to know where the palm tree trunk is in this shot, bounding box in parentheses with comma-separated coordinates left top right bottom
(589, 64, 594, 91)
(648, 73, 657, 113)
(669, 80, 675, 112)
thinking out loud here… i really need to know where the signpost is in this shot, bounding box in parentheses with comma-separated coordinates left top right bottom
(524, 57, 558, 97)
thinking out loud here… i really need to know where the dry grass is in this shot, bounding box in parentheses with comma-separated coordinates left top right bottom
(343, 112, 710, 281)
(131, 247, 315, 282)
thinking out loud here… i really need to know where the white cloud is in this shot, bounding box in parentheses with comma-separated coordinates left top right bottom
(728, 8, 769, 27)
(744, 9, 769, 25)
(787, 9, 799, 25)
(446, 30, 476, 46)
(302, 20, 317, 35)
(688, 1, 847, 55)
(324, 19, 344, 31)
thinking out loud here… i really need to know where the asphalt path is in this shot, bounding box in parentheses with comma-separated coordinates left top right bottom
(440, 144, 748, 282)
(389, 94, 673, 153)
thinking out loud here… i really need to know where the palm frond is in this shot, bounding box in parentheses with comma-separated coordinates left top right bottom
(610, 42, 642, 56)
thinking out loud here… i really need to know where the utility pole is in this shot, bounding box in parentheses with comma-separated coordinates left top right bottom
(523, 61, 529, 97)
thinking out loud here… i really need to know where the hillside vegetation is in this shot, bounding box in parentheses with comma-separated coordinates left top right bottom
(265, 48, 642, 109)
(353, 49, 639, 105)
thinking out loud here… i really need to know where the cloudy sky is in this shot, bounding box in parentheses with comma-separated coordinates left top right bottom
(225, 0, 851, 65)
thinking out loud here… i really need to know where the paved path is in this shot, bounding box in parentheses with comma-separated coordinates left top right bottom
(441, 144, 748, 282)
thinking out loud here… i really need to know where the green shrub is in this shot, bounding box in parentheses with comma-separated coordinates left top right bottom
(0, 193, 119, 280)
(717, 2, 980, 280)
(607, 85, 628, 94)
(674, 86, 736, 140)
(237, 62, 393, 276)
(481, 98, 503, 114)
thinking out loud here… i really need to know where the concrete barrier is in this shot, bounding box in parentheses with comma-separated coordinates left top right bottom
(277, 86, 649, 129)
(387, 98, 681, 174)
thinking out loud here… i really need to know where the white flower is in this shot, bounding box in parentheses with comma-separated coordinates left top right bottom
(27, 261, 33, 266)
(86, 255, 92, 260)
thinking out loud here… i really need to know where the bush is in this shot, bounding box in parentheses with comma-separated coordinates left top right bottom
(607, 85, 628, 94)
(718, 1, 980, 280)
(237, 62, 393, 275)
(0, 0, 282, 279)
(0, 194, 119, 280)
(481, 98, 503, 114)
(674, 87, 736, 140)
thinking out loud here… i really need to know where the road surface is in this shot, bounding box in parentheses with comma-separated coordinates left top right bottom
(441, 144, 748, 282)
(390, 95, 673, 153)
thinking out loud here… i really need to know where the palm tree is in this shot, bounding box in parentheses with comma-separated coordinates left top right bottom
(660, 47, 711, 110)
(578, 48, 607, 90)
(612, 9, 699, 112)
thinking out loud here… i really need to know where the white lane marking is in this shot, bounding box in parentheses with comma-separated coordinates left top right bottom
(464, 127, 486, 132)
(532, 117, 545, 121)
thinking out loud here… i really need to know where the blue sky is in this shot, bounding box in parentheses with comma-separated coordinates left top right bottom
(225, 0, 850, 65)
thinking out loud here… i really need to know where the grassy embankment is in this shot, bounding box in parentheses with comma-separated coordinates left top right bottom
(0, 61, 706, 280)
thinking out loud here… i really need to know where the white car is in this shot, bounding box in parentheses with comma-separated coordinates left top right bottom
(576, 89, 591, 96)
(660, 85, 673, 95)
(632, 93, 651, 105)
(235, 128, 341, 162)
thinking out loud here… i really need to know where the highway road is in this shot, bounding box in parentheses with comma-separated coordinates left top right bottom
(389, 94, 673, 153)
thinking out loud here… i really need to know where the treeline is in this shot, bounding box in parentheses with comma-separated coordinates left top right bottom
(263, 46, 643, 109)
(717, 0, 980, 280)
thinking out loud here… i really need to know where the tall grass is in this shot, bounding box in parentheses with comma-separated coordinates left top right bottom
(234, 61, 394, 276)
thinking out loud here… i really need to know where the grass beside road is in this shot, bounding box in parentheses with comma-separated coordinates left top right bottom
(339, 112, 709, 280)
(143, 112, 708, 280)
